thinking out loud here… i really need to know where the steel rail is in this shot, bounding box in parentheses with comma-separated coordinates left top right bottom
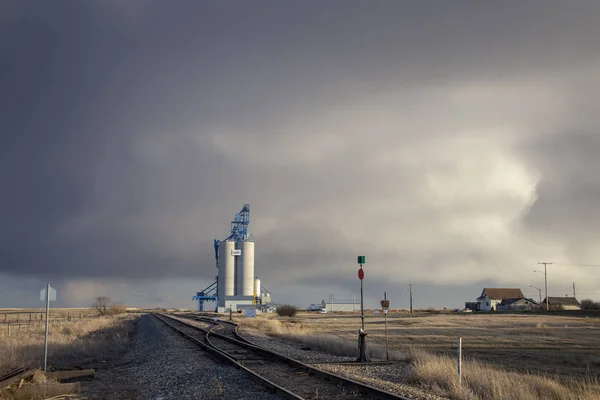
(159, 313, 412, 400)
(152, 313, 303, 400)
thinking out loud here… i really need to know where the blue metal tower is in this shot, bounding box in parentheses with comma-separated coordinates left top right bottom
(214, 203, 252, 270)
(192, 279, 218, 311)
(226, 203, 252, 242)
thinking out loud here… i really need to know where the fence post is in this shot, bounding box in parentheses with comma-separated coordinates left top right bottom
(7, 322, 10, 336)
(457, 336, 462, 385)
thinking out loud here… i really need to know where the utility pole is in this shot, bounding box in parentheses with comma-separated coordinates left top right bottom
(410, 284, 413, 314)
(329, 293, 334, 314)
(573, 282, 576, 298)
(43, 284, 50, 373)
(538, 262, 552, 311)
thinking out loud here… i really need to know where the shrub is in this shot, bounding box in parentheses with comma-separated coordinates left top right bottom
(581, 299, 600, 311)
(276, 305, 298, 317)
(110, 304, 127, 315)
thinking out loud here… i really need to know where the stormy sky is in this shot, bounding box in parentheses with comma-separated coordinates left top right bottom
(1, 1, 599, 310)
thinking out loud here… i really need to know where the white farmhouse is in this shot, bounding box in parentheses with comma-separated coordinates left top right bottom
(477, 288, 524, 311)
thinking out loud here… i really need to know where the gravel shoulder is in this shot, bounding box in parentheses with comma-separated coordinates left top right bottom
(238, 323, 448, 400)
(80, 314, 280, 400)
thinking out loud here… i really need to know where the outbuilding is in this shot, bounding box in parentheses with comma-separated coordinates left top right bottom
(321, 298, 360, 312)
(497, 297, 539, 311)
(542, 297, 581, 310)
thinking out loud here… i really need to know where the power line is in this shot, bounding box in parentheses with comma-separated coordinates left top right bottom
(554, 263, 600, 267)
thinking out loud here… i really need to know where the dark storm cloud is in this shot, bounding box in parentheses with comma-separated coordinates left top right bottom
(1, 1, 600, 307)
(521, 133, 600, 249)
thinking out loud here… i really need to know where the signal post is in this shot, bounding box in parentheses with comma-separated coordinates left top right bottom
(380, 292, 390, 360)
(357, 256, 369, 362)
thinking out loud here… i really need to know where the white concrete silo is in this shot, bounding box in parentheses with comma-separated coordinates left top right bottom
(241, 241, 255, 296)
(218, 241, 236, 299)
(234, 242, 243, 295)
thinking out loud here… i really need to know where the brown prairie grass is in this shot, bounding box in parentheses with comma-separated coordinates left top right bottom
(0, 315, 136, 376)
(240, 318, 408, 360)
(241, 317, 310, 336)
(240, 313, 600, 399)
(408, 347, 600, 400)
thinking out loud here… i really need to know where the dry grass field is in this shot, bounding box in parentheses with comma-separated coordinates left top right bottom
(236, 310, 600, 400)
(0, 307, 99, 319)
(0, 309, 137, 376)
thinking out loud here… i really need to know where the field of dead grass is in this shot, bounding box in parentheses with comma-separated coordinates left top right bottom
(0, 308, 99, 319)
(408, 347, 600, 400)
(235, 311, 600, 400)
(0, 314, 137, 376)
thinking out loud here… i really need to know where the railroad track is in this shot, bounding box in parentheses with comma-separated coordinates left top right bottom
(153, 313, 412, 400)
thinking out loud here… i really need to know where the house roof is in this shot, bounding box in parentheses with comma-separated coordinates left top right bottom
(543, 297, 581, 306)
(499, 297, 538, 306)
(478, 288, 524, 300)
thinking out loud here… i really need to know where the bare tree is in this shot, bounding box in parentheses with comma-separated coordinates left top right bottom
(92, 296, 111, 316)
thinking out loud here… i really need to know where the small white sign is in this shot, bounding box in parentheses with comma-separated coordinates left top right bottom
(383, 309, 389, 314)
(231, 249, 241, 256)
(40, 286, 57, 301)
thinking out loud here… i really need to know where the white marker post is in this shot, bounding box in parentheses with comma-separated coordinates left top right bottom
(40, 284, 56, 372)
(457, 336, 462, 385)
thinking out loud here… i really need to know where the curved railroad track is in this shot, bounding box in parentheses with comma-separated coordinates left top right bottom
(153, 313, 412, 400)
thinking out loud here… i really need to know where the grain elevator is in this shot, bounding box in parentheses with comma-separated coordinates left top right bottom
(193, 204, 271, 312)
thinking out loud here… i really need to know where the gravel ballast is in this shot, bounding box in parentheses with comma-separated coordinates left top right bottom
(82, 314, 280, 400)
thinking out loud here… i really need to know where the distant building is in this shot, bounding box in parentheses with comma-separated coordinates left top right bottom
(496, 297, 539, 311)
(542, 297, 581, 310)
(476, 288, 524, 311)
(321, 298, 360, 312)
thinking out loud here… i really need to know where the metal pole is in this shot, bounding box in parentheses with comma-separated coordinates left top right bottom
(538, 262, 551, 311)
(409, 284, 413, 314)
(43, 283, 50, 373)
(384, 311, 389, 360)
(360, 265, 364, 330)
(457, 337, 462, 385)
(544, 264, 548, 311)
(573, 282, 576, 298)
(353, 292, 355, 313)
(330, 293, 333, 314)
